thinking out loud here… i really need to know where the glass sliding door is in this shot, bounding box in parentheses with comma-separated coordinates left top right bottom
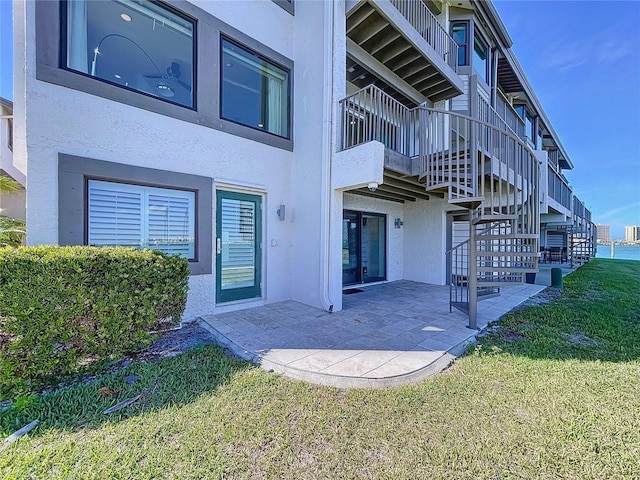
(216, 191, 262, 303)
(361, 214, 386, 283)
(342, 210, 386, 286)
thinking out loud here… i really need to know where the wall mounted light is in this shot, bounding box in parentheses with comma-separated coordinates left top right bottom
(277, 205, 286, 221)
(394, 218, 403, 229)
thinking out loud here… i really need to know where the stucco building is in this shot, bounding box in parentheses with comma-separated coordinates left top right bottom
(11, 0, 595, 327)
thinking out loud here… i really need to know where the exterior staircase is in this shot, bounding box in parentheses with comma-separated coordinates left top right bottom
(416, 100, 540, 328)
(337, 83, 540, 328)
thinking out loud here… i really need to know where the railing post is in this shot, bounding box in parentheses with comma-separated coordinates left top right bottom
(468, 220, 478, 329)
(469, 75, 479, 199)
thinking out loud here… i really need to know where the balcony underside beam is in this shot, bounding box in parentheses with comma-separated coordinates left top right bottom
(347, 38, 426, 106)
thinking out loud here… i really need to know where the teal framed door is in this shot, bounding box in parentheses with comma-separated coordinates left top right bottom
(216, 191, 262, 303)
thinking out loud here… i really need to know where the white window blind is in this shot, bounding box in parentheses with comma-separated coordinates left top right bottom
(220, 198, 256, 289)
(88, 180, 195, 259)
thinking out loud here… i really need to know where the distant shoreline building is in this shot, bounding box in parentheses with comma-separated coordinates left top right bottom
(597, 224, 611, 243)
(625, 226, 640, 243)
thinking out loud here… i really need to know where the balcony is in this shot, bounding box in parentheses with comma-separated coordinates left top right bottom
(339, 85, 539, 224)
(346, 0, 463, 103)
(547, 166, 572, 212)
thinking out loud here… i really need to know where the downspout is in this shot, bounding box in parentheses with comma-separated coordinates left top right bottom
(319, 0, 335, 312)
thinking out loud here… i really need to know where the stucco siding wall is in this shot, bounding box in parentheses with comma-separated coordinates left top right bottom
(402, 198, 449, 285)
(17, 0, 327, 320)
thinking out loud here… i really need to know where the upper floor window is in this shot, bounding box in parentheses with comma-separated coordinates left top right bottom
(515, 105, 535, 142)
(451, 22, 468, 66)
(473, 34, 488, 84)
(62, 0, 195, 109)
(221, 37, 290, 139)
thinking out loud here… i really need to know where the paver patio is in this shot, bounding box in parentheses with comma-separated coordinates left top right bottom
(200, 280, 545, 388)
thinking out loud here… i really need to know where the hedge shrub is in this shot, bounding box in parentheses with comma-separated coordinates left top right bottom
(0, 246, 190, 396)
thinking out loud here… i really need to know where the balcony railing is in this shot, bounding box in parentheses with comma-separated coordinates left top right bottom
(548, 167, 572, 210)
(339, 85, 539, 235)
(573, 195, 591, 222)
(389, 0, 458, 72)
(495, 91, 525, 139)
(340, 84, 411, 154)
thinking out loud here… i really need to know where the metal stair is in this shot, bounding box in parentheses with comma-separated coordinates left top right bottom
(415, 101, 540, 328)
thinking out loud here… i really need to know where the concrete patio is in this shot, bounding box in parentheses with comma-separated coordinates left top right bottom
(200, 280, 545, 388)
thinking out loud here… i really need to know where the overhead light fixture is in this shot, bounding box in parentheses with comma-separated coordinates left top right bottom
(120, 13, 132, 22)
(257, 123, 264, 128)
(156, 82, 175, 98)
(114, 74, 122, 79)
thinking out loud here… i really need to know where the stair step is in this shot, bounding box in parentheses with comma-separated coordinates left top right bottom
(477, 280, 524, 287)
(477, 291, 501, 302)
(472, 214, 517, 225)
(448, 196, 484, 210)
(477, 267, 538, 274)
(450, 301, 469, 315)
(424, 182, 474, 194)
(474, 234, 539, 240)
(474, 251, 538, 258)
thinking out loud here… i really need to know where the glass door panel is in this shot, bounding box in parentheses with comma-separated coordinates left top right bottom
(361, 214, 386, 283)
(342, 212, 361, 285)
(342, 210, 386, 286)
(216, 191, 261, 303)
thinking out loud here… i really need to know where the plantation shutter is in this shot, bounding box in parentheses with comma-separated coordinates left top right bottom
(88, 181, 143, 248)
(147, 190, 195, 258)
(88, 180, 195, 259)
(220, 198, 256, 289)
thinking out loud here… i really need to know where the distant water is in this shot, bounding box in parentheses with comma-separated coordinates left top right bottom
(596, 245, 640, 261)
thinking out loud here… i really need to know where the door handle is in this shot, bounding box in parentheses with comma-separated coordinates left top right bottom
(216, 238, 222, 254)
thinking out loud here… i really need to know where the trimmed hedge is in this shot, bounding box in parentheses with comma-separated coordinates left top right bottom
(0, 246, 190, 396)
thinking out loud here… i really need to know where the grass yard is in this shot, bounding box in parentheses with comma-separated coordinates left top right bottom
(1, 259, 639, 479)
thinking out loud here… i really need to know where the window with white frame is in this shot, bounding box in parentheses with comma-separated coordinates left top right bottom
(88, 180, 195, 259)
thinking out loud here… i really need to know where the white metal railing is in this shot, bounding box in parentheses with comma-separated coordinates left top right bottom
(479, 93, 525, 140)
(573, 195, 591, 222)
(340, 84, 410, 154)
(416, 106, 539, 235)
(548, 167, 572, 210)
(339, 85, 539, 236)
(495, 90, 525, 139)
(389, 0, 458, 72)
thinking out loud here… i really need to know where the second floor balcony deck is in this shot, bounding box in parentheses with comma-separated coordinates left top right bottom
(339, 84, 539, 234)
(346, 0, 463, 103)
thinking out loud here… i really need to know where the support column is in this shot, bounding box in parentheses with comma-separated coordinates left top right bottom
(468, 220, 478, 329)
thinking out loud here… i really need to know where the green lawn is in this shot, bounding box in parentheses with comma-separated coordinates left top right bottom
(1, 259, 639, 479)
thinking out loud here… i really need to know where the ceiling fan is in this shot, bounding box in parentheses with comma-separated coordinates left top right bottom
(143, 61, 191, 98)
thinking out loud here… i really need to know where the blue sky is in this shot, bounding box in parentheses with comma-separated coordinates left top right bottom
(1, 1, 639, 238)
(0, 0, 11, 101)
(493, 0, 640, 239)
